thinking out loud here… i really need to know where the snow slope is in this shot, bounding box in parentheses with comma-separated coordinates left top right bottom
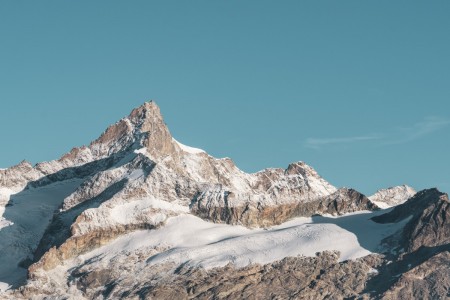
(0, 188, 15, 230)
(0, 179, 82, 288)
(63, 209, 408, 277)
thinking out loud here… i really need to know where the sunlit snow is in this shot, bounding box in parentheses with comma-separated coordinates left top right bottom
(173, 138, 205, 154)
(75, 210, 409, 273)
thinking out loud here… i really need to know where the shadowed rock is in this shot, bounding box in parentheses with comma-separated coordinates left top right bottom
(372, 188, 450, 252)
(191, 187, 377, 227)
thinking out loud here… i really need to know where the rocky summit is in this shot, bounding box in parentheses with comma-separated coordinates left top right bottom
(0, 101, 448, 299)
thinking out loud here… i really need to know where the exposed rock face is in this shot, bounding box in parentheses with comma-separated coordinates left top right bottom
(29, 221, 161, 274)
(380, 250, 450, 300)
(89, 101, 180, 161)
(0, 101, 177, 192)
(0, 160, 42, 190)
(191, 187, 377, 227)
(130, 102, 180, 159)
(369, 185, 416, 208)
(365, 189, 450, 299)
(373, 188, 449, 252)
(319, 188, 378, 215)
(374, 189, 450, 269)
(405, 198, 449, 252)
(373, 188, 445, 220)
(19, 252, 383, 300)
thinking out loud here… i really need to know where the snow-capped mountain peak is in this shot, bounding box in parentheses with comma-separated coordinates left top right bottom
(89, 100, 179, 160)
(1, 101, 447, 299)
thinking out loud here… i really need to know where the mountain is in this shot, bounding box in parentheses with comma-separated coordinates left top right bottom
(0, 101, 448, 299)
(369, 185, 416, 209)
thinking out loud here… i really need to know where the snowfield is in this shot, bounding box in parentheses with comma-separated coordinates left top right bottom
(370, 200, 391, 209)
(70, 209, 409, 274)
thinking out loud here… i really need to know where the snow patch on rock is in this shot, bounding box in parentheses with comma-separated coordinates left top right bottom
(0, 282, 10, 293)
(173, 138, 205, 154)
(134, 148, 148, 155)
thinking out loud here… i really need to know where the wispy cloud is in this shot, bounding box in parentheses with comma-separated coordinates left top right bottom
(305, 135, 381, 149)
(305, 116, 450, 150)
(384, 116, 450, 145)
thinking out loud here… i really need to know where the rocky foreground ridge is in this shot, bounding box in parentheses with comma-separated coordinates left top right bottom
(0, 101, 447, 299)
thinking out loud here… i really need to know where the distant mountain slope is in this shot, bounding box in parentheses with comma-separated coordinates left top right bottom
(369, 185, 416, 209)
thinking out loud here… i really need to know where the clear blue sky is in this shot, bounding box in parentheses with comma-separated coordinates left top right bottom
(1, 1, 449, 195)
